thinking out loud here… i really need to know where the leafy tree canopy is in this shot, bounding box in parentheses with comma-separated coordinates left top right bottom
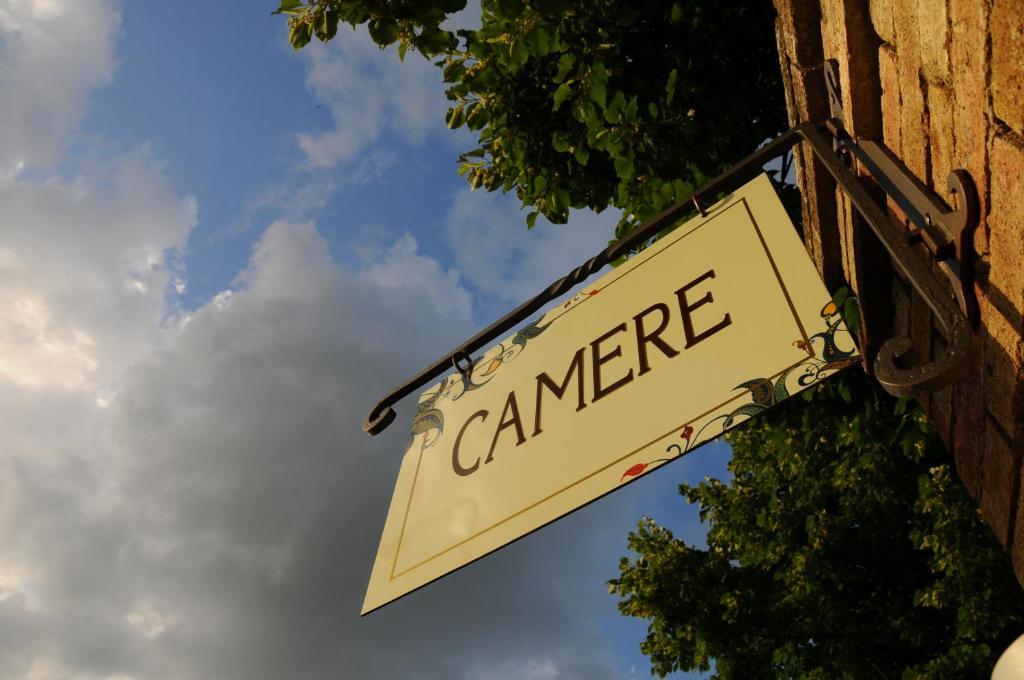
(276, 0, 786, 236)
(609, 369, 1024, 678)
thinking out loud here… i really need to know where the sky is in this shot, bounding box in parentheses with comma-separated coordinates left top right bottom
(0, 2, 732, 678)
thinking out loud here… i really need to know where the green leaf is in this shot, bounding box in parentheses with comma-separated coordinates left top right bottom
(554, 53, 576, 83)
(552, 81, 573, 110)
(837, 380, 852, 404)
(614, 156, 635, 179)
(574, 145, 590, 165)
(509, 38, 529, 69)
(588, 80, 607, 108)
(665, 68, 678, 105)
(273, 0, 303, 15)
(671, 179, 690, 201)
(603, 91, 626, 123)
(624, 95, 639, 121)
(551, 131, 571, 152)
(442, 58, 466, 81)
(446, 104, 465, 129)
(314, 9, 339, 41)
(843, 298, 861, 335)
(289, 21, 312, 50)
(670, 2, 683, 23)
(533, 27, 550, 56)
(555, 189, 570, 211)
(466, 106, 490, 130)
(417, 27, 455, 55)
(367, 18, 400, 46)
(526, 211, 539, 229)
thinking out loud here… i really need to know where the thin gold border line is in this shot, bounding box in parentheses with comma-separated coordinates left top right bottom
(391, 356, 810, 578)
(388, 190, 812, 579)
(388, 439, 427, 580)
(741, 199, 813, 355)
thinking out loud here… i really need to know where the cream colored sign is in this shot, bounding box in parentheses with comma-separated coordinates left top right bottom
(363, 174, 858, 614)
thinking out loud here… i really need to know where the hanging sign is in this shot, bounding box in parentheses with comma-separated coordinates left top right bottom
(363, 174, 858, 614)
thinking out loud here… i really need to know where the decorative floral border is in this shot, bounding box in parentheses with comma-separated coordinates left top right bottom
(619, 299, 858, 483)
(407, 288, 600, 450)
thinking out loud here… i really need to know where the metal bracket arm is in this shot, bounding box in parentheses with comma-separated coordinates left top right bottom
(362, 121, 979, 435)
(797, 123, 976, 396)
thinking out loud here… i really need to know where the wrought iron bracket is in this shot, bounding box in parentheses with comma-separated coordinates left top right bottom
(823, 61, 979, 328)
(362, 72, 979, 435)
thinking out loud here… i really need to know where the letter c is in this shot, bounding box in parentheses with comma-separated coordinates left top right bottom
(452, 410, 488, 476)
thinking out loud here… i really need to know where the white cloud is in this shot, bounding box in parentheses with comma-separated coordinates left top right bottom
(445, 188, 621, 309)
(124, 600, 175, 640)
(0, 0, 119, 175)
(0, 149, 197, 393)
(297, 28, 448, 168)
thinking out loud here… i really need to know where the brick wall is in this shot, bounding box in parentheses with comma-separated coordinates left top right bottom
(774, 0, 1024, 578)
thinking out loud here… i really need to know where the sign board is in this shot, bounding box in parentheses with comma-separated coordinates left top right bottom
(363, 174, 858, 614)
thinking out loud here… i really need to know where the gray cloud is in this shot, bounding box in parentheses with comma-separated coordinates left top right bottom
(1, 219, 627, 678)
(0, 0, 119, 176)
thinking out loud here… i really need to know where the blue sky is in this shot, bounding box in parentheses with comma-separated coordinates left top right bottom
(0, 2, 730, 677)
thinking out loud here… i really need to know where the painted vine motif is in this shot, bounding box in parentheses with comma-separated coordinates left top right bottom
(620, 299, 858, 483)
(408, 288, 600, 450)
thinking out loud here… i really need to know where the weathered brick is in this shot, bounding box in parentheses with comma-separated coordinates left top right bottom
(979, 293, 1024, 439)
(892, 279, 912, 339)
(951, 353, 986, 498)
(992, 0, 1024, 137)
(949, 0, 990, 254)
(879, 45, 902, 152)
(988, 132, 1024, 327)
(777, 24, 799, 126)
(774, 0, 825, 68)
(821, 0, 883, 138)
(893, 0, 929, 180)
(776, 44, 845, 292)
(981, 418, 1019, 547)
(877, 45, 910, 223)
(820, 0, 844, 66)
(929, 385, 953, 447)
(917, 0, 950, 83)
(1011, 446, 1024, 577)
(926, 83, 955, 190)
(871, 0, 896, 44)
(835, 184, 856, 281)
(785, 61, 832, 125)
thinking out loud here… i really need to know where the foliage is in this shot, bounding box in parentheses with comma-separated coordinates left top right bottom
(609, 368, 1024, 678)
(276, 0, 786, 235)
(274, 0, 463, 56)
